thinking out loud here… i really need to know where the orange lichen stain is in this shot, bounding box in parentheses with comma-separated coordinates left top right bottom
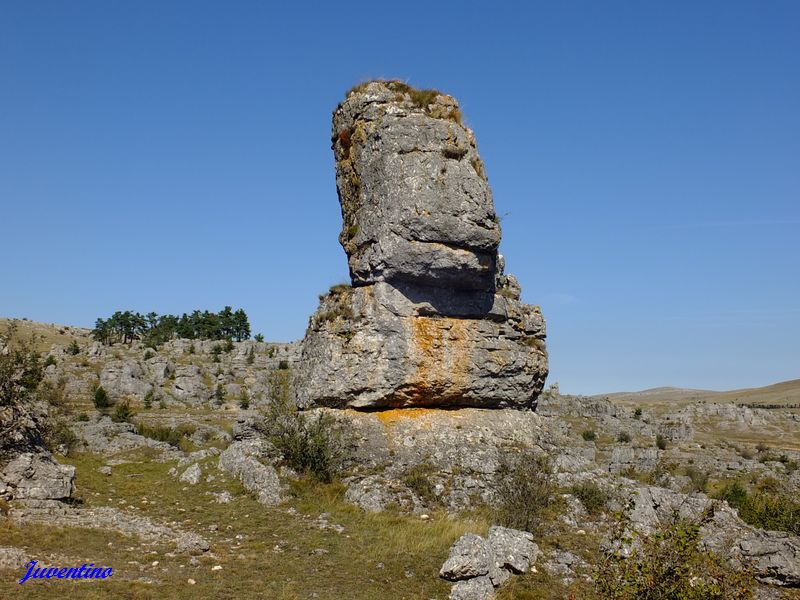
(409, 316, 471, 402)
(374, 407, 448, 425)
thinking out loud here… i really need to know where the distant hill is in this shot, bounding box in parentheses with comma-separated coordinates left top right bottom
(594, 379, 800, 408)
(0, 317, 92, 352)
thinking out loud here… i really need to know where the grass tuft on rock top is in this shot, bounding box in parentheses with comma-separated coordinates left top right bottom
(345, 80, 462, 124)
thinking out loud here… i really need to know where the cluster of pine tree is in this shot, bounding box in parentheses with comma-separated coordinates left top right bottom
(92, 307, 251, 347)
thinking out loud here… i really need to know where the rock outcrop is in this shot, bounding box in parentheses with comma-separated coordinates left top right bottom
(296, 81, 548, 410)
(440, 526, 540, 599)
(0, 453, 74, 501)
(628, 485, 800, 586)
(217, 441, 283, 506)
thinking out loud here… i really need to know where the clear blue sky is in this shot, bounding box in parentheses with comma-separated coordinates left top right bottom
(2, 2, 798, 395)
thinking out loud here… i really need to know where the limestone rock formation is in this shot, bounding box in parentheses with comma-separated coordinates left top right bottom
(296, 81, 548, 410)
(0, 453, 74, 501)
(440, 526, 540, 599)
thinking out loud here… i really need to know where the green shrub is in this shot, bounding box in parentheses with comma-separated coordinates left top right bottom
(213, 385, 226, 406)
(401, 464, 438, 506)
(254, 333, 264, 343)
(143, 349, 154, 360)
(494, 451, 555, 535)
(188, 343, 196, 354)
(634, 407, 643, 419)
(44, 420, 78, 455)
(655, 434, 667, 450)
(143, 390, 154, 409)
(66, 340, 80, 355)
(76, 412, 89, 422)
(595, 503, 754, 599)
(93, 386, 110, 410)
(582, 430, 597, 442)
(569, 481, 609, 515)
(0, 324, 43, 411)
(111, 400, 135, 423)
(259, 380, 347, 483)
(617, 431, 631, 443)
(136, 422, 195, 448)
(738, 492, 800, 534)
(715, 481, 800, 535)
(223, 338, 234, 353)
(246, 346, 255, 365)
(43, 355, 57, 368)
(238, 390, 250, 410)
(715, 480, 748, 507)
(39, 377, 67, 408)
(261, 407, 347, 483)
(685, 466, 709, 493)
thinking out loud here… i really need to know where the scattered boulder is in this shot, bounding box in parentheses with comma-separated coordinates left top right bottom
(449, 576, 496, 600)
(0, 546, 28, 570)
(0, 452, 74, 501)
(217, 441, 282, 506)
(179, 463, 202, 485)
(441, 526, 540, 599)
(487, 526, 540, 578)
(440, 533, 491, 580)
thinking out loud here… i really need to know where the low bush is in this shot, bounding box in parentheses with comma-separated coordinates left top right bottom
(401, 464, 438, 506)
(39, 377, 67, 408)
(213, 385, 226, 406)
(685, 466, 709, 493)
(261, 404, 347, 483)
(582, 430, 597, 442)
(136, 422, 196, 448)
(569, 481, 609, 515)
(494, 451, 555, 535)
(595, 503, 754, 599)
(93, 386, 110, 410)
(111, 400, 135, 423)
(655, 434, 667, 450)
(44, 420, 78, 455)
(617, 431, 631, 443)
(716, 481, 800, 535)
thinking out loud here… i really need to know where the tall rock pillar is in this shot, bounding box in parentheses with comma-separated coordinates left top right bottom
(295, 81, 548, 409)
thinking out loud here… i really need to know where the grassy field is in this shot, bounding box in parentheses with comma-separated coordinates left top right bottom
(0, 318, 92, 353)
(0, 449, 490, 600)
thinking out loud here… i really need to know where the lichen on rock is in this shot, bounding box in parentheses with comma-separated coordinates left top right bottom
(296, 81, 548, 410)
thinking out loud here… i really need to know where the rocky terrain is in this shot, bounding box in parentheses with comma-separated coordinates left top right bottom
(1, 317, 799, 599)
(2, 82, 799, 599)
